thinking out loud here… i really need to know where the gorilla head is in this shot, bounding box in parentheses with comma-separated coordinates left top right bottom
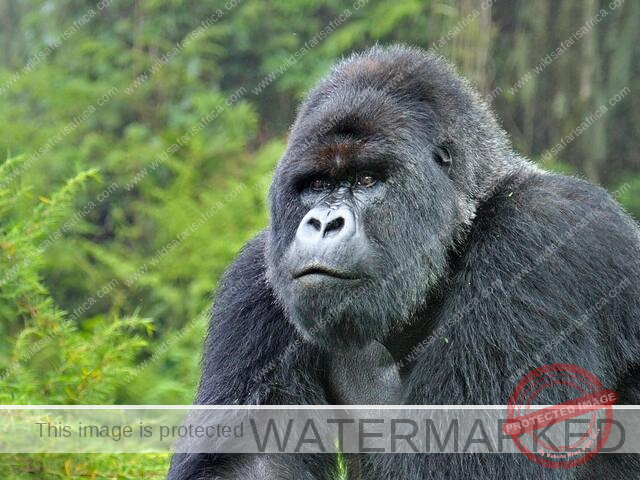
(266, 45, 518, 349)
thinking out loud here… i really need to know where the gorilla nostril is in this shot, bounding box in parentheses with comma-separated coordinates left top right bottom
(298, 208, 354, 242)
(308, 218, 322, 231)
(325, 217, 345, 234)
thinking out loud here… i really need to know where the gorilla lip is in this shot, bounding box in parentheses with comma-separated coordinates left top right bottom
(292, 265, 358, 280)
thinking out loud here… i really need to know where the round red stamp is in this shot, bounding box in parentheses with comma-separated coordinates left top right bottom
(502, 363, 617, 469)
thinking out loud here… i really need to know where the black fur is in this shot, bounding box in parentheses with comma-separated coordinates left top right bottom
(168, 45, 640, 479)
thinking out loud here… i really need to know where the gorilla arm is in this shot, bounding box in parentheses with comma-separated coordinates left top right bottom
(167, 232, 336, 480)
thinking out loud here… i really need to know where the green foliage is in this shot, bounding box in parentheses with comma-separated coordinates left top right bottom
(0, 167, 163, 477)
(0, 453, 170, 479)
(0, 168, 153, 405)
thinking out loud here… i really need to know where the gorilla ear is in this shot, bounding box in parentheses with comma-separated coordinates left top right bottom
(433, 145, 452, 172)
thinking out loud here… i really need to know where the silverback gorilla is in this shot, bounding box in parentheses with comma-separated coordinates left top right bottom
(168, 45, 640, 479)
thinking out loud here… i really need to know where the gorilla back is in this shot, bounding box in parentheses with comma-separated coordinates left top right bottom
(168, 45, 640, 479)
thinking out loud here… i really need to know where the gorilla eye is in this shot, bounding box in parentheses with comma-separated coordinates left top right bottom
(310, 178, 333, 191)
(434, 146, 452, 168)
(357, 175, 377, 188)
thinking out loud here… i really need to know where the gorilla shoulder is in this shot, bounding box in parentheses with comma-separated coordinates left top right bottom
(462, 169, 639, 300)
(473, 170, 634, 243)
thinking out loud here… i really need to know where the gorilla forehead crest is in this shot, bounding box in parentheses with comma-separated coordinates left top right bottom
(281, 45, 496, 181)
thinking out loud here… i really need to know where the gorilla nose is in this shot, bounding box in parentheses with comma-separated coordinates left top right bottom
(297, 207, 356, 242)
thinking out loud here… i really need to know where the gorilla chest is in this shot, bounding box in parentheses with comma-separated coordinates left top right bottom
(324, 341, 403, 404)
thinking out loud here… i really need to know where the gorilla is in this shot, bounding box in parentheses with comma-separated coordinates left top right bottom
(168, 45, 640, 479)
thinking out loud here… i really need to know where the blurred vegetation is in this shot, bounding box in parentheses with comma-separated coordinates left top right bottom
(0, 0, 638, 477)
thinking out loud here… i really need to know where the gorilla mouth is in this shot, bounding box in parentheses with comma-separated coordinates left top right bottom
(293, 265, 358, 280)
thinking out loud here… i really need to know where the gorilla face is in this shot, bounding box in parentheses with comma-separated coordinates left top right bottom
(266, 49, 478, 349)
